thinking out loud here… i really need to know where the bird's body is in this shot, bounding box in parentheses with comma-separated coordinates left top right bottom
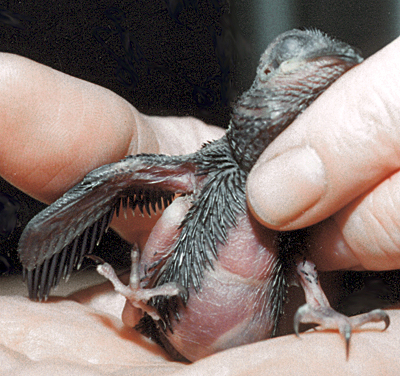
(18, 29, 388, 361)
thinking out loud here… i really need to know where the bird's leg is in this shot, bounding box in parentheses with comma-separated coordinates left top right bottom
(97, 245, 186, 322)
(294, 258, 390, 358)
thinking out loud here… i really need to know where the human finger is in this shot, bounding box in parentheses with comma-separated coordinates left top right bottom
(308, 169, 400, 271)
(247, 36, 400, 232)
(0, 53, 224, 205)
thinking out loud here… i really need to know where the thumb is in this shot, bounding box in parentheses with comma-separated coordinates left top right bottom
(247, 36, 400, 231)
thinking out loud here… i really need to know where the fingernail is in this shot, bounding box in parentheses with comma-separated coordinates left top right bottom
(247, 146, 326, 226)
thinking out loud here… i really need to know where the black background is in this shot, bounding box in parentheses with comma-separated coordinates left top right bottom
(0, 0, 396, 127)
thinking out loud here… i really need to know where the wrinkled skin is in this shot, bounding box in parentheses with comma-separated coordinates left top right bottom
(17, 29, 388, 362)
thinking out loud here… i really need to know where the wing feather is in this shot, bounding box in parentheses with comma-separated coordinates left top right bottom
(18, 153, 196, 300)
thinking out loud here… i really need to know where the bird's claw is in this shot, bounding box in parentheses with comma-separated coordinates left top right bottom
(294, 302, 390, 358)
(97, 246, 186, 322)
(294, 257, 390, 358)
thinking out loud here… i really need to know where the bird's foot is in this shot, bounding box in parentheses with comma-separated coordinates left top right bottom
(295, 258, 390, 358)
(294, 304, 389, 358)
(97, 246, 185, 322)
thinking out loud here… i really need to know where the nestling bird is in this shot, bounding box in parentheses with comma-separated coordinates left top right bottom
(18, 29, 389, 361)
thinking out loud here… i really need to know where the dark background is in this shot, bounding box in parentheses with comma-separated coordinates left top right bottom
(0, 0, 396, 127)
(0, 0, 398, 274)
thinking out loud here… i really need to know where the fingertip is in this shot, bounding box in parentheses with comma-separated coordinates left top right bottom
(247, 146, 326, 229)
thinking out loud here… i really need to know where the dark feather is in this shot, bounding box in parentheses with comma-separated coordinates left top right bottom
(18, 154, 197, 300)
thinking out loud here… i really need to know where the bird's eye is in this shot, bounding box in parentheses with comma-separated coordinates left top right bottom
(271, 59, 280, 69)
(276, 35, 307, 62)
(264, 68, 271, 75)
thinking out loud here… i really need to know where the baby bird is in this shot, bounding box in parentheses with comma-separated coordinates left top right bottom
(18, 29, 389, 361)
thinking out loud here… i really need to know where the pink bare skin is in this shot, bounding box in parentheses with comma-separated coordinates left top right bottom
(122, 197, 278, 361)
(1, 33, 400, 373)
(164, 212, 277, 361)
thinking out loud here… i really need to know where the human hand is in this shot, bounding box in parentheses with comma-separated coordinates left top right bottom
(1, 38, 400, 374)
(0, 53, 224, 245)
(1, 278, 399, 374)
(247, 36, 400, 272)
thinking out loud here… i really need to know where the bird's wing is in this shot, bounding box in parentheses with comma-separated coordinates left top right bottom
(18, 153, 196, 300)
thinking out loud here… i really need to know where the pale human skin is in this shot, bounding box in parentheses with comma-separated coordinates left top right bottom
(1, 35, 400, 374)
